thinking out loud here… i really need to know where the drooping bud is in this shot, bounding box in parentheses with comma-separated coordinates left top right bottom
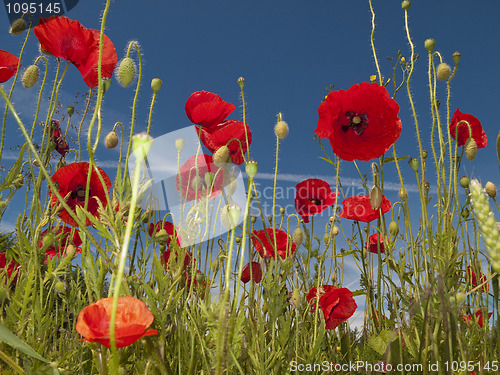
(437, 63, 451, 81)
(204, 172, 214, 188)
(389, 221, 399, 236)
(291, 288, 301, 308)
(214, 145, 231, 166)
(460, 176, 470, 189)
(464, 138, 477, 161)
(102, 78, 111, 93)
(424, 39, 435, 52)
(399, 187, 408, 201)
(370, 185, 383, 210)
(401, 0, 411, 11)
(22, 65, 40, 88)
(67, 106, 75, 116)
(151, 78, 162, 92)
(485, 182, 497, 198)
(331, 225, 339, 236)
(274, 120, 289, 139)
(245, 160, 258, 179)
(237, 76, 245, 89)
(422, 150, 428, 160)
(42, 232, 55, 248)
(409, 157, 419, 171)
(104, 131, 119, 149)
(116, 57, 136, 87)
(452, 51, 461, 65)
(9, 18, 26, 35)
(293, 227, 304, 247)
(175, 138, 185, 152)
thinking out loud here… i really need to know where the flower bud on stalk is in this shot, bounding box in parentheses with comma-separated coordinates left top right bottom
(116, 57, 136, 87)
(9, 18, 26, 35)
(389, 221, 399, 236)
(452, 51, 461, 65)
(331, 225, 339, 236)
(213, 145, 230, 166)
(175, 138, 185, 152)
(22, 65, 40, 88)
(370, 186, 383, 210)
(485, 182, 497, 198)
(399, 187, 408, 201)
(469, 179, 500, 273)
(460, 176, 470, 189)
(437, 63, 451, 81)
(105, 131, 119, 149)
(274, 120, 289, 139)
(245, 160, 258, 179)
(464, 138, 477, 161)
(293, 227, 304, 247)
(291, 288, 301, 308)
(409, 158, 419, 171)
(237, 76, 245, 88)
(67, 106, 75, 116)
(151, 78, 162, 92)
(401, 0, 411, 11)
(424, 39, 435, 52)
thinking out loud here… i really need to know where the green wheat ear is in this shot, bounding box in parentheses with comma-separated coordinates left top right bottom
(496, 130, 500, 169)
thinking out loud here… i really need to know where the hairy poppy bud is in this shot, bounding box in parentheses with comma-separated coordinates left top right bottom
(424, 39, 435, 52)
(9, 18, 26, 35)
(437, 63, 451, 81)
(331, 225, 339, 236)
(389, 221, 399, 236)
(151, 78, 162, 92)
(102, 78, 111, 93)
(175, 138, 185, 152)
(399, 187, 407, 201)
(116, 57, 136, 87)
(452, 51, 461, 65)
(54, 280, 66, 294)
(22, 65, 40, 88)
(370, 186, 383, 210)
(460, 176, 470, 189)
(293, 227, 304, 247)
(291, 288, 301, 308)
(237, 76, 245, 88)
(485, 182, 497, 198)
(274, 120, 289, 139)
(464, 138, 477, 161)
(104, 131, 119, 149)
(401, 0, 411, 10)
(211, 259, 219, 274)
(409, 158, 419, 171)
(67, 106, 75, 116)
(204, 172, 213, 188)
(245, 160, 258, 179)
(213, 145, 230, 166)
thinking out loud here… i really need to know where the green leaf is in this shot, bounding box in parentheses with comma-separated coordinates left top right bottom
(496, 130, 500, 169)
(318, 156, 335, 166)
(368, 329, 397, 355)
(382, 155, 409, 165)
(0, 323, 49, 363)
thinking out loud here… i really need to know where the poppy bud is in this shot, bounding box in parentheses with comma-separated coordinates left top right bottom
(175, 138, 185, 152)
(408, 158, 419, 171)
(437, 63, 451, 81)
(12, 174, 24, 189)
(455, 292, 466, 304)
(452, 51, 461, 65)
(460, 176, 470, 189)
(291, 288, 301, 308)
(422, 150, 428, 160)
(22, 65, 40, 88)
(42, 232, 55, 248)
(237, 76, 245, 89)
(213, 145, 230, 166)
(191, 175, 203, 191)
(370, 186, 383, 210)
(204, 172, 213, 188)
(67, 106, 75, 116)
(274, 120, 289, 140)
(251, 216, 257, 223)
(235, 236, 241, 243)
(54, 280, 66, 294)
(116, 57, 136, 87)
(424, 39, 435, 52)
(33, 159, 40, 167)
(105, 131, 119, 149)
(399, 187, 408, 201)
(485, 182, 497, 198)
(323, 233, 331, 246)
(331, 225, 339, 236)
(279, 207, 285, 215)
(245, 160, 258, 179)
(401, 1, 411, 10)
(102, 78, 111, 93)
(211, 259, 219, 274)
(151, 78, 162, 92)
(389, 221, 399, 236)
(461, 207, 469, 219)
(9, 18, 26, 35)
(293, 228, 304, 247)
(132, 132, 153, 159)
(464, 138, 477, 161)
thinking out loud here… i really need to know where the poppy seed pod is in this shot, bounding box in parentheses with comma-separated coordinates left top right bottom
(151, 78, 162, 92)
(245, 160, 258, 179)
(237, 76, 245, 88)
(67, 106, 75, 116)
(485, 182, 497, 198)
(22, 65, 40, 88)
(293, 227, 304, 247)
(104, 131, 119, 149)
(424, 39, 435, 52)
(460, 176, 470, 189)
(409, 158, 419, 171)
(437, 63, 451, 81)
(9, 18, 26, 35)
(452, 51, 461, 65)
(116, 57, 136, 87)
(401, 0, 411, 11)
(274, 120, 289, 139)
(464, 138, 477, 161)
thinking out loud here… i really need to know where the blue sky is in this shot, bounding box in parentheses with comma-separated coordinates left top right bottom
(1, 0, 499, 326)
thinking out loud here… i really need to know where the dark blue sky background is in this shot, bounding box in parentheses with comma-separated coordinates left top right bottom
(1, 0, 499, 328)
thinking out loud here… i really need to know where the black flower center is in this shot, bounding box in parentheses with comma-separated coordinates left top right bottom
(310, 198, 321, 205)
(342, 111, 369, 135)
(71, 184, 89, 202)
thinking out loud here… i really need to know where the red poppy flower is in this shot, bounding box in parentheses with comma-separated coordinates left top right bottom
(197, 120, 252, 165)
(0, 50, 19, 83)
(315, 82, 402, 161)
(251, 228, 297, 259)
(76, 296, 158, 348)
(366, 233, 390, 254)
(462, 310, 493, 328)
(176, 154, 225, 201)
(339, 194, 391, 223)
(185, 91, 236, 128)
(295, 179, 337, 223)
(306, 285, 357, 330)
(466, 266, 489, 292)
(50, 119, 69, 156)
(0, 252, 20, 283)
(449, 109, 487, 148)
(34, 16, 117, 88)
(49, 162, 112, 227)
(41, 226, 82, 261)
(241, 262, 262, 283)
